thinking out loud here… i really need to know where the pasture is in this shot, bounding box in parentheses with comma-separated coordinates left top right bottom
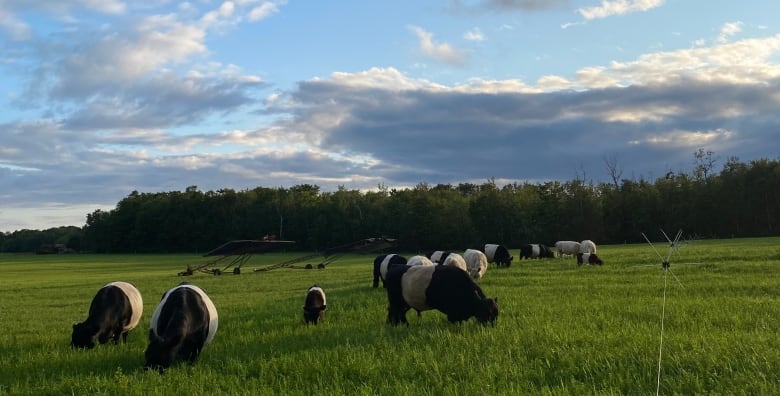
(1, 237, 779, 395)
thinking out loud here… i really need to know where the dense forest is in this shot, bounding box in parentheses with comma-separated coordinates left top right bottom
(2, 155, 778, 253)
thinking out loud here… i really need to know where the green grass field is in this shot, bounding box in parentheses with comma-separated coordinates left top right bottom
(1, 238, 779, 395)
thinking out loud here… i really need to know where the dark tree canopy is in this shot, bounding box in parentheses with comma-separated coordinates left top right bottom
(2, 156, 779, 253)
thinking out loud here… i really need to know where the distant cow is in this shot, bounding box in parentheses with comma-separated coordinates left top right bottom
(71, 281, 144, 349)
(145, 283, 218, 372)
(577, 252, 604, 266)
(555, 241, 581, 258)
(385, 264, 498, 326)
(426, 250, 452, 264)
(406, 255, 435, 267)
(373, 254, 407, 288)
(303, 285, 327, 325)
(463, 249, 488, 280)
(484, 244, 514, 267)
(519, 244, 555, 260)
(441, 252, 468, 273)
(580, 240, 597, 254)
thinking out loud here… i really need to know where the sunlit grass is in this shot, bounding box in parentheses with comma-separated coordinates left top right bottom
(1, 237, 779, 394)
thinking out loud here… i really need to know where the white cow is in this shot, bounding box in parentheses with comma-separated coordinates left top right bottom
(406, 255, 435, 267)
(580, 240, 597, 254)
(463, 249, 488, 280)
(441, 252, 468, 273)
(555, 241, 581, 258)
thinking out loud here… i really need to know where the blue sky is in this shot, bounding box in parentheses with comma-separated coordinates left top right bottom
(2, 0, 780, 232)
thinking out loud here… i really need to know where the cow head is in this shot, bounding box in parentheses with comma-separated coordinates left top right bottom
(590, 254, 604, 265)
(303, 305, 326, 324)
(71, 322, 98, 349)
(144, 330, 181, 373)
(474, 297, 499, 327)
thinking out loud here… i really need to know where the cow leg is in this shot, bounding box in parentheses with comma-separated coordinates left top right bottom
(112, 326, 124, 344)
(98, 331, 111, 345)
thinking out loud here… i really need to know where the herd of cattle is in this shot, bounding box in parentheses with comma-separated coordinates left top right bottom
(71, 240, 601, 371)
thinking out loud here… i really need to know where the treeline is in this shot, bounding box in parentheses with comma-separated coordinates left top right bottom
(2, 157, 778, 254)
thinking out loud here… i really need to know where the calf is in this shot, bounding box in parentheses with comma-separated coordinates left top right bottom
(144, 283, 218, 372)
(485, 244, 514, 267)
(303, 285, 327, 325)
(71, 281, 143, 349)
(577, 252, 604, 266)
(373, 254, 407, 288)
(385, 264, 498, 326)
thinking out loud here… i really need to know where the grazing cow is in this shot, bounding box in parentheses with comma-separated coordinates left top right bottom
(577, 252, 604, 266)
(463, 249, 488, 280)
(426, 250, 452, 264)
(441, 252, 468, 273)
(406, 255, 435, 267)
(303, 285, 327, 325)
(145, 283, 218, 372)
(555, 241, 582, 258)
(519, 244, 555, 260)
(373, 254, 408, 288)
(484, 244, 514, 267)
(385, 264, 498, 326)
(580, 240, 597, 254)
(71, 281, 143, 349)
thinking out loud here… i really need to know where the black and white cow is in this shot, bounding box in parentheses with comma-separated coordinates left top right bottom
(373, 254, 408, 288)
(303, 285, 327, 325)
(144, 283, 218, 372)
(385, 264, 498, 326)
(577, 252, 604, 266)
(484, 244, 514, 267)
(71, 281, 143, 349)
(426, 250, 452, 264)
(519, 244, 555, 260)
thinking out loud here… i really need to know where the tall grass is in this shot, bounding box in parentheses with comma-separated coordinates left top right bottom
(1, 237, 779, 395)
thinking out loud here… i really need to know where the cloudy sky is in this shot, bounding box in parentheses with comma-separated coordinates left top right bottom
(2, 0, 780, 232)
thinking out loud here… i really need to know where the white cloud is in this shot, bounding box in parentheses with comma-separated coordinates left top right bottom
(248, 2, 280, 21)
(0, 7, 32, 40)
(408, 25, 468, 66)
(718, 21, 743, 43)
(578, 0, 664, 20)
(463, 27, 485, 42)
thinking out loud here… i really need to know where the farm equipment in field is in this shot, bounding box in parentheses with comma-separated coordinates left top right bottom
(178, 236, 397, 276)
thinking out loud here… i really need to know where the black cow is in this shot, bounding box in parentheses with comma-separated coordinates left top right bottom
(385, 264, 498, 326)
(519, 244, 555, 260)
(577, 252, 604, 266)
(144, 283, 218, 372)
(373, 254, 407, 288)
(71, 281, 143, 349)
(485, 244, 514, 267)
(303, 285, 327, 324)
